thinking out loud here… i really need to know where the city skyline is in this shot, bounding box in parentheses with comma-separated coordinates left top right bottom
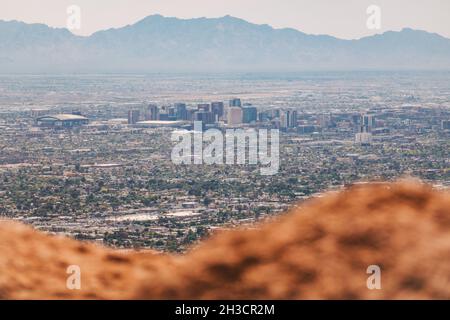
(1, 72, 448, 254)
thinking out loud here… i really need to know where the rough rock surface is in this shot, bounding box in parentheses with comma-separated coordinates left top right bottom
(0, 181, 449, 299)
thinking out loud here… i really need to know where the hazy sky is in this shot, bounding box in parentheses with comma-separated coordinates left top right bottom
(1, 0, 449, 39)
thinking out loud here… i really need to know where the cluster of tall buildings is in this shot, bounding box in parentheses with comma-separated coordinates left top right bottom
(126, 100, 382, 145)
(127, 101, 225, 125)
(279, 110, 298, 129)
(355, 114, 376, 145)
(125, 98, 315, 132)
(127, 98, 260, 126)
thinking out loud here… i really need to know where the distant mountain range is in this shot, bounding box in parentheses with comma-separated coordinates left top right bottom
(1, 14, 450, 73)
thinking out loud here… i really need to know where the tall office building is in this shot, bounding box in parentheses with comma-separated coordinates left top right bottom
(194, 111, 215, 124)
(258, 111, 270, 122)
(128, 110, 140, 124)
(174, 103, 187, 120)
(185, 109, 195, 122)
(242, 106, 258, 123)
(355, 114, 374, 145)
(280, 111, 288, 129)
(211, 102, 224, 120)
(289, 110, 298, 128)
(167, 106, 177, 121)
(361, 114, 375, 132)
(229, 98, 242, 107)
(227, 107, 243, 126)
(145, 104, 159, 121)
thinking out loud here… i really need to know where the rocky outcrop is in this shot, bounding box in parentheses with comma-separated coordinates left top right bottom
(0, 181, 449, 299)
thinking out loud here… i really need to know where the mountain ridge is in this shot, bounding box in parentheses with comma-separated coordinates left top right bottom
(1, 15, 450, 73)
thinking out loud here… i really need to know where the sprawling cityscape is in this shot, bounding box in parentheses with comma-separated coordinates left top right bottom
(0, 72, 449, 252)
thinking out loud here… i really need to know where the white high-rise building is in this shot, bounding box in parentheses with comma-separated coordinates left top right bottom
(280, 112, 288, 129)
(355, 132, 373, 145)
(227, 107, 243, 126)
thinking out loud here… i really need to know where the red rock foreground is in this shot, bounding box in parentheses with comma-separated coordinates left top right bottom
(0, 181, 449, 299)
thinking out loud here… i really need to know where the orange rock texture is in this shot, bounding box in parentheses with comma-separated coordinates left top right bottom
(0, 181, 449, 299)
